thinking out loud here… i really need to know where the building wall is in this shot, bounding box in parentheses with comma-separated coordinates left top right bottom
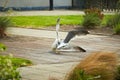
(0, 0, 72, 11)
(54, 0, 72, 8)
(0, 0, 49, 7)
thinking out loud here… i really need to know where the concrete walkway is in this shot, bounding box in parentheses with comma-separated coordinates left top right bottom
(2, 27, 119, 80)
(0, 10, 84, 16)
(7, 27, 67, 39)
(0, 10, 114, 16)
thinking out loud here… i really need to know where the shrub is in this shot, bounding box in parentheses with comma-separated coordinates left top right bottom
(82, 13, 101, 29)
(0, 55, 21, 80)
(0, 44, 21, 80)
(106, 13, 120, 27)
(65, 52, 117, 80)
(106, 13, 120, 34)
(114, 24, 120, 34)
(84, 8, 104, 20)
(117, 0, 120, 11)
(0, 43, 32, 80)
(82, 8, 103, 29)
(116, 65, 120, 80)
(0, 16, 12, 38)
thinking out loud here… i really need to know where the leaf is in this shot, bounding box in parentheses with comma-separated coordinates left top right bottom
(0, 43, 6, 51)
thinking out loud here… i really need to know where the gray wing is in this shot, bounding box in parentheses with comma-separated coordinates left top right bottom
(63, 31, 76, 43)
(64, 29, 89, 43)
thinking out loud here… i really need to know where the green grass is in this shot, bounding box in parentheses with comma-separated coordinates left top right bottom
(10, 15, 113, 29)
(11, 15, 83, 28)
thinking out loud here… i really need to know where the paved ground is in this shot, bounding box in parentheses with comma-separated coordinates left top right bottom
(0, 10, 84, 16)
(0, 10, 114, 16)
(0, 27, 120, 80)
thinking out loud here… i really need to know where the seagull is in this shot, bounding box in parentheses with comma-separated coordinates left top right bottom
(52, 18, 89, 50)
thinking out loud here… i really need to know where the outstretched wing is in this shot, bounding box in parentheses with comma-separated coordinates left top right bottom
(56, 18, 60, 40)
(64, 29, 89, 43)
(52, 18, 61, 49)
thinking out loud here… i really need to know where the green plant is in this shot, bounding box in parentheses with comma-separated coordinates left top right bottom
(0, 43, 32, 67)
(66, 69, 100, 80)
(11, 57, 32, 67)
(82, 13, 101, 29)
(0, 55, 32, 67)
(114, 24, 120, 34)
(0, 16, 12, 38)
(82, 8, 103, 29)
(0, 44, 21, 80)
(116, 65, 120, 80)
(106, 13, 120, 34)
(0, 55, 21, 80)
(101, 15, 113, 25)
(117, 0, 120, 11)
(0, 43, 6, 51)
(84, 8, 104, 20)
(0, 43, 32, 80)
(106, 13, 120, 27)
